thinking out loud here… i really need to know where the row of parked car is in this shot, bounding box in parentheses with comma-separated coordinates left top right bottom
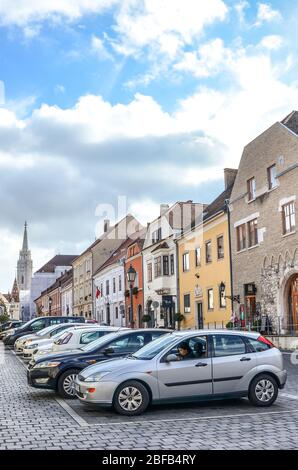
(1, 315, 287, 416)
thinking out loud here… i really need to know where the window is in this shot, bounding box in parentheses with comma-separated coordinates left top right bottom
(236, 224, 246, 251)
(152, 227, 162, 244)
(30, 319, 46, 331)
(212, 334, 246, 357)
(184, 294, 191, 313)
(170, 254, 175, 275)
(80, 331, 102, 344)
(217, 236, 224, 259)
(205, 241, 212, 263)
(147, 263, 152, 282)
(182, 252, 190, 271)
(100, 283, 103, 296)
(118, 276, 122, 292)
(207, 288, 214, 310)
(163, 255, 169, 275)
(115, 307, 119, 319)
(113, 277, 116, 294)
(247, 177, 256, 201)
(248, 219, 258, 247)
(282, 202, 295, 235)
(219, 285, 226, 308)
(246, 337, 271, 353)
(267, 164, 277, 190)
(154, 256, 162, 278)
(167, 336, 208, 360)
(195, 247, 201, 266)
(106, 280, 109, 296)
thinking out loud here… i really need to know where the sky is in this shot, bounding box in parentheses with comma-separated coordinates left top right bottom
(0, 0, 298, 292)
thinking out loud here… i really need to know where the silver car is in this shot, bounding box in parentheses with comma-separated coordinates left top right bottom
(74, 329, 287, 416)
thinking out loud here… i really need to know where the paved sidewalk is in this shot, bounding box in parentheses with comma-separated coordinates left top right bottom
(0, 345, 298, 450)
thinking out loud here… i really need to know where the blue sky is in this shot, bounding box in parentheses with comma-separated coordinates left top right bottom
(0, 0, 298, 292)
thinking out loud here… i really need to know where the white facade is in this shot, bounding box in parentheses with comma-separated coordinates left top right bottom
(61, 282, 73, 316)
(142, 207, 179, 328)
(30, 265, 72, 318)
(94, 262, 126, 327)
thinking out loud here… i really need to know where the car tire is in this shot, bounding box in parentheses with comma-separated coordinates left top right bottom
(113, 380, 150, 416)
(249, 373, 278, 407)
(57, 369, 80, 399)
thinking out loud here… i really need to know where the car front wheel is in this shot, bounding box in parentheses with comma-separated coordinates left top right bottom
(249, 374, 278, 407)
(57, 369, 80, 399)
(113, 380, 150, 416)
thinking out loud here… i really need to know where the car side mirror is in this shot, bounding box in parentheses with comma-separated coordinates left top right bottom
(103, 347, 114, 355)
(165, 354, 179, 362)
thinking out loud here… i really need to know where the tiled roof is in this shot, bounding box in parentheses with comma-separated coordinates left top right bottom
(94, 237, 133, 275)
(203, 184, 234, 223)
(151, 241, 169, 253)
(36, 255, 77, 273)
(281, 110, 298, 135)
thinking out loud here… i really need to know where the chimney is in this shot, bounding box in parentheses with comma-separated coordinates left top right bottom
(224, 168, 238, 189)
(104, 219, 110, 233)
(160, 204, 170, 216)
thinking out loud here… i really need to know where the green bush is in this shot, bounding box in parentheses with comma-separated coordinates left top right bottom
(142, 314, 151, 323)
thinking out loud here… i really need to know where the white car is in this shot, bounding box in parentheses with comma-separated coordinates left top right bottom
(15, 323, 87, 355)
(32, 326, 127, 360)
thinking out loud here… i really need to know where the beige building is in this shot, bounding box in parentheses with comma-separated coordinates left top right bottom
(230, 111, 298, 333)
(73, 215, 141, 318)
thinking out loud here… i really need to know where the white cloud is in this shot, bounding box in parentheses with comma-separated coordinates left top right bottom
(255, 3, 282, 27)
(0, 0, 120, 26)
(91, 35, 114, 61)
(235, 1, 249, 23)
(112, 0, 228, 58)
(259, 35, 283, 50)
(174, 38, 233, 78)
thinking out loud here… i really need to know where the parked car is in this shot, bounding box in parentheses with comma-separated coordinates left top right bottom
(27, 329, 170, 398)
(14, 323, 91, 355)
(0, 320, 23, 335)
(3, 316, 85, 346)
(23, 326, 125, 360)
(74, 330, 287, 416)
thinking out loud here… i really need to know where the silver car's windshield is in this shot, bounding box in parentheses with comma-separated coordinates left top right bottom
(132, 333, 177, 360)
(79, 331, 119, 351)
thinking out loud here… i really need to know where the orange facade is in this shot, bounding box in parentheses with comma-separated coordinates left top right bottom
(125, 238, 144, 327)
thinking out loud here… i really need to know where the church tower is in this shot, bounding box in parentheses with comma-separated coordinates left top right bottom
(17, 222, 33, 291)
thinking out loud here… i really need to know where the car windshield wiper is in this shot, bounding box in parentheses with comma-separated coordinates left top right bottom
(127, 354, 138, 359)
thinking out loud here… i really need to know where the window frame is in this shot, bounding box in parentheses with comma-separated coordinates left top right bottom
(182, 252, 190, 272)
(207, 288, 214, 311)
(217, 235, 224, 260)
(267, 164, 277, 190)
(184, 293, 191, 313)
(205, 240, 212, 264)
(248, 218, 258, 248)
(282, 202, 296, 235)
(236, 224, 246, 251)
(247, 177, 256, 201)
(195, 246, 201, 267)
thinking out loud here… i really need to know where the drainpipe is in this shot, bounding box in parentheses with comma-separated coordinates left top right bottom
(225, 199, 234, 316)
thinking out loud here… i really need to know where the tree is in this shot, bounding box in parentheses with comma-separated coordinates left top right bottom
(0, 300, 9, 323)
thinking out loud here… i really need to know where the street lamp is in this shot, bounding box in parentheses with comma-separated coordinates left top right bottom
(126, 265, 137, 328)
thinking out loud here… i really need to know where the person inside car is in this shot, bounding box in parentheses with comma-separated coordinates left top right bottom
(177, 342, 195, 360)
(193, 342, 206, 358)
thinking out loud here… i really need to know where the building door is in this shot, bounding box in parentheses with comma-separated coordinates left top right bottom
(290, 276, 298, 332)
(245, 296, 256, 325)
(197, 302, 204, 329)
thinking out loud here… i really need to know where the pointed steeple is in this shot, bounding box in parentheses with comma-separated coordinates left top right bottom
(11, 278, 19, 302)
(17, 221, 33, 291)
(22, 221, 28, 251)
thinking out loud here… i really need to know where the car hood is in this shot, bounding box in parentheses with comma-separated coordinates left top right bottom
(25, 337, 52, 347)
(34, 348, 84, 364)
(17, 334, 37, 343)
(79, 356, 151, 379)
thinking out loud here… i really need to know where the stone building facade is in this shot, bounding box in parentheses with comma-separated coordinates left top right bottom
(230, 111, 298, 333)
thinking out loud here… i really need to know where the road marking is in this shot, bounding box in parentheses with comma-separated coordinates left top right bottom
(55, 398, 90, 428)
(280, 393, 298, 400)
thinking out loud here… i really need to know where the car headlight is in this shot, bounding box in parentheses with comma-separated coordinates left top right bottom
(83, 372, 110, 382)
(26, 343, 38, 349)
(33, 361, 61, 369)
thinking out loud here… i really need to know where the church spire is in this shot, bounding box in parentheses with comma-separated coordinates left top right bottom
(22, 221, 28, 251)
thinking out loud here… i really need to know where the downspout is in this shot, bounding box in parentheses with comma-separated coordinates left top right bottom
(225, 199, 234, 316)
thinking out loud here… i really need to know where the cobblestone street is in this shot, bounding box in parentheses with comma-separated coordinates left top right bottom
(0, 344, 298, 450)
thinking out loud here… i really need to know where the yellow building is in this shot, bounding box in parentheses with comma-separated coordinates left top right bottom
(178, 169, 237, 329)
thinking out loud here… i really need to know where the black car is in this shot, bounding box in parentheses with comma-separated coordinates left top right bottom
(0, 320, 24, 337)
(27, 329, 170, 398)
(3, 316, 85, 346)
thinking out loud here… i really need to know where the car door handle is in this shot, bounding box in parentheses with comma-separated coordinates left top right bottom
(240, 357, 251, 361)
(195, 362, 208, 367)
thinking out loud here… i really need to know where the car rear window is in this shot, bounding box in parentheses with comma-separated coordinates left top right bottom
(246, 337, 271, 352)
